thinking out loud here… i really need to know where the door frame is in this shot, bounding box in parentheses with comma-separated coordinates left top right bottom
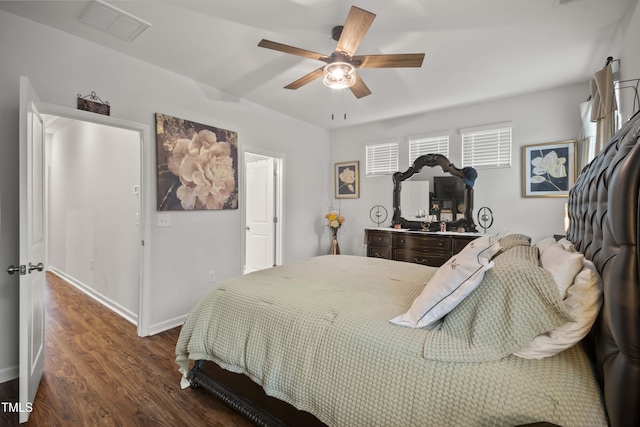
(241, 146, 284, 273)
(37, 101, 152, 337)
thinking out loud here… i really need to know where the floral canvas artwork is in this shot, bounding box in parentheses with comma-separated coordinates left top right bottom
(335, 161, 359, 199)
(522, 140, 576, 198)
(155, 113, 238, 210)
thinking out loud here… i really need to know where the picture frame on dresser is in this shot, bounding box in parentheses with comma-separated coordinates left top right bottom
(522, 140, 576, 198)
(335, 161, 359, 199)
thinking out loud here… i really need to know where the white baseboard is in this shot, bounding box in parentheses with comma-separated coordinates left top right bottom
(48, 267, 138, 326)
(0, 365, 18, 384)
(147, 314, 187, 336)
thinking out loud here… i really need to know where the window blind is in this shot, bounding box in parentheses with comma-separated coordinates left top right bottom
(408, 134, 449, 163)
(366, 141, 399, 176)
(461, 126, 512, 169)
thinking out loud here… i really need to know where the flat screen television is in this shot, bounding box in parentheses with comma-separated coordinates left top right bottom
(433, 176, 465, 199)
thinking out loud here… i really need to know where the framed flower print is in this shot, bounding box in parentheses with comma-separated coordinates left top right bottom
(155, 113, 238, 211)
(335, 161, 359, 199)
(522, 140, 576, 198)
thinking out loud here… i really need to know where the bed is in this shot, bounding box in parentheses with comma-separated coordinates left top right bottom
(176, 111, 640, 427)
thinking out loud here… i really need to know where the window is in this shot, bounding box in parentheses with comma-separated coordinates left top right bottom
(366, 140, 399, 176)
(460, 122, 512, 169)
(408, 133, 449, 163)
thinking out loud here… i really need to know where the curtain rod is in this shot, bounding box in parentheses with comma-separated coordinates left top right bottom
(604, 56, 620, 68)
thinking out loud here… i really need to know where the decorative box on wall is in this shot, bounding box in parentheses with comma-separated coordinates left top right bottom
(365, 228, 479, 267)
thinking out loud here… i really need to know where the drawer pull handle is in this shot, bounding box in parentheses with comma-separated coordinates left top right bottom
(414, 258, 428, 264)
(377, 237, 383, 241)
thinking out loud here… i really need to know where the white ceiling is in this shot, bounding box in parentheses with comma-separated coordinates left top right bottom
(0, 0, 636, 130)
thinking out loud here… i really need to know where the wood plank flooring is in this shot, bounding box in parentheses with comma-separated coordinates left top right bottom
(0, 271, 254, 426)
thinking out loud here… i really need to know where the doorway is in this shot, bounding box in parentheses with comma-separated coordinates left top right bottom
(243, 149, 283, 274)
(44, 116, 141, 326)
(37, 102, 151, 336)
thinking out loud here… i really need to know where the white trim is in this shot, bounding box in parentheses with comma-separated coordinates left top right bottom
(0, 365, 18, 383)
(407, 130, 450, 141)
(147, 314, 188, 336)
(458, 121, 514, 135)
(48, 267, 138, 326)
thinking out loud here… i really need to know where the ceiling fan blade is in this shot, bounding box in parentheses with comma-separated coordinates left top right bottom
(258, 39, 328, 62)
(349, 72, 372, 99)
(353, 53, 425, 68)
(336, 6, 376, 57)
(284, 67, 325, 90)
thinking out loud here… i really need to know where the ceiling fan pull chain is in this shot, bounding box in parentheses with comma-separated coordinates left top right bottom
(331, 89, 335, 120)
(343, 88, 347, 120)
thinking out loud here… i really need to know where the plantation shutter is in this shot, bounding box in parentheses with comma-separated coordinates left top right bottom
(408, 134, 449, 163)
(461, 123, 512, 169)
(366, 141, 399, 176)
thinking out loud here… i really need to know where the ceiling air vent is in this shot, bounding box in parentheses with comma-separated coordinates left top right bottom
(78, 0, 150, 42)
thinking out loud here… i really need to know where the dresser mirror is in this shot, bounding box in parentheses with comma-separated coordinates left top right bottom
(392, 154, 477, 232)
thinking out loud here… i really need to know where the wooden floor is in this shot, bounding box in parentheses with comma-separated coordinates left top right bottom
(0, 271, 254, 426)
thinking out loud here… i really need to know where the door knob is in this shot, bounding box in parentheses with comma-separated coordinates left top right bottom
(28, 262, 44, 273)
(6, 265, 25, 275)
(245, 226, 250, 231)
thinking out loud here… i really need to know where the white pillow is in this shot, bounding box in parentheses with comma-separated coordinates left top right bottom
(514, 259, 603, 359)
(534, 236, 557, 255)
(540, 243, 584, 299)
(390, 235, 501, 328)
(557, 237, 576, 252)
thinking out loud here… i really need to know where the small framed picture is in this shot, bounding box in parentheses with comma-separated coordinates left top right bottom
(522, 140, 576, 197)
(335, 161, 359, 199)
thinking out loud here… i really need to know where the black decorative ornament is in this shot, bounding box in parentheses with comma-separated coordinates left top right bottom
(369, 205, 388, 227)
(477, 207, 494, 233)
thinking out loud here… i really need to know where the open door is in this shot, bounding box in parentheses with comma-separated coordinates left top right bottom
(18, 76, 46, 423)
(244, 157, 275, 273)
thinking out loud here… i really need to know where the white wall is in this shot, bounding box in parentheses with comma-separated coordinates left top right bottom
(0, 10, 331, 379)
(329, 83, 589, 255)
(48, 120, 141, 321)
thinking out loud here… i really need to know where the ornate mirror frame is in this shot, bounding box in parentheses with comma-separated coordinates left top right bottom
(392, 154, 477, 232)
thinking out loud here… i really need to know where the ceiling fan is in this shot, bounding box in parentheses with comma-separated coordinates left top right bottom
(258, 6, 425, 99)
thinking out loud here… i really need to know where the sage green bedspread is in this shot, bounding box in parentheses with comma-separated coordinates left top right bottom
(176, 255, 607, 427)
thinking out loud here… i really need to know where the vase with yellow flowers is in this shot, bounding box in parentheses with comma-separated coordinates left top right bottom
(325, 209, 345, 255)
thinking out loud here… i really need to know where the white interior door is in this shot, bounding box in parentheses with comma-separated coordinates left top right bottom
(18, 76, 46, 423)
(244, 158, 275, 273)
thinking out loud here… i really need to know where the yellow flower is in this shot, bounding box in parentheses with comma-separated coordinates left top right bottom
(326, 209, 345, 228)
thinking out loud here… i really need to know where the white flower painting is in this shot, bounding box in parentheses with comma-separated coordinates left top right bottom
(156, 113, 238, 210)
(335, 161, 360, 199)
(523, 141, 576, 198)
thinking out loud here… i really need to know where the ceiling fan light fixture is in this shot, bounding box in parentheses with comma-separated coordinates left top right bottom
(322, 62, 356, 89)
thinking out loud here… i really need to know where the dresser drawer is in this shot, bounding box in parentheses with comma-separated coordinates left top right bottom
(368, 245, 393, 259)
(367, 231, 393, 246)
(395, 249, 450, 267)
(394, 234, 451, 253)
(453, 236, 477, 254)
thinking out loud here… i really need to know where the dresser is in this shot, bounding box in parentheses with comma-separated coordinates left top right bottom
(365, 228, 480, 267)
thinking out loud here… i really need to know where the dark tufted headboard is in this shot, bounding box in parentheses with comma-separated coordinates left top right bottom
(566, 110, 640, 427)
